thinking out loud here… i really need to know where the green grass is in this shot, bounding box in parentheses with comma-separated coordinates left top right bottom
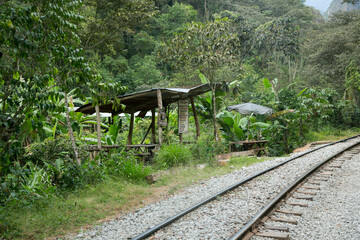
(1, 156, 269, 239)
(305, 127, 360, 142)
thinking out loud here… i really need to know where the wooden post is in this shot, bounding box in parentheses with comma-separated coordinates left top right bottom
(157, 89, 163, 145)
(151, 108, 156, 143)
(95, 105, 102, 151)
(127, 111, 134, 145)
(190, 96, 200, 140)
(179, 133, 183, 144)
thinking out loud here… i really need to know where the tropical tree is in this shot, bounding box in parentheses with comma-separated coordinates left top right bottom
(160, 17, 241, 140)
(301, 10, 360, 99)
(0, 0, 86, 167)
(79, 0, 157, 56)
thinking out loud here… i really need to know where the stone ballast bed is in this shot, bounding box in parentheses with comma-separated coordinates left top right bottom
(74, 137, 360, 240)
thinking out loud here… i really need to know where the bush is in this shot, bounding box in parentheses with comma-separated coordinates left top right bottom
(190, 134, 226, 165)
(23, 135, 87, 166)
(154, 144, 192, 168)
(102, 151, 152, 183)
(0, 162, 56, 206)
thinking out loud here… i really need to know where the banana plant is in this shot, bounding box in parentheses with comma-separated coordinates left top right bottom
(217, 111, 272, 141)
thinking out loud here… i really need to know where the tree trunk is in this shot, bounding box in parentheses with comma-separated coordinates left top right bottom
(157, 89, 163, 145)
(204, 0, 209, 20)
(288, 56, 292, 85)
(64, 91, 80, 165)
(212, 87, 219, 141)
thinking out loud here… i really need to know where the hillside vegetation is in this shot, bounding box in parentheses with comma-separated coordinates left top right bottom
(1, 0, 360, 238)
(325, 0, 360, 18)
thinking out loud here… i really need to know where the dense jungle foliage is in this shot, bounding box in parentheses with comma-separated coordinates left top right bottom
(1, 0, 360, 237)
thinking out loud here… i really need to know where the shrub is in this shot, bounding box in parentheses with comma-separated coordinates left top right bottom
(0, 162, 56, 206)
(23, 134, 87, 166)
(154, 144, 192, 168)
(101, 150, 152, 183)
(190, 134, 228, 165)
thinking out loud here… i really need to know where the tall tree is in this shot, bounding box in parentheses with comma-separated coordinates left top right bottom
(80, 0, 157, 56)
(0, 0, 113, 167)
(160, 17, 241, 140)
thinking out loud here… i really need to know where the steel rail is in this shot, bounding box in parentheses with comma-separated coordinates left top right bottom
(228, 137, 360, 240)
(132, 135, 360, 240)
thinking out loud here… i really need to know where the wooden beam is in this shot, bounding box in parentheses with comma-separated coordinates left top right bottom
(95, 105, 102, 151)
(190, 96, 200, 140)
(141, 123, 152, 144)
(157, 90, 163, 145)
(127, 111, 134, 145)
(151, 109, 156, 143)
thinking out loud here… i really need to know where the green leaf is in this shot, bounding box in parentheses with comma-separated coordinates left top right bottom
(198, 71, 209, 84)
(297, 88, 308, 96)
(233, 124, 244, 139)
(263, 78, 272, 89)
(239, 117, 249, 129)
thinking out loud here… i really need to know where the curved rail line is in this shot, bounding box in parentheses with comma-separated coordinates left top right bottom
(228, 137, 360, 240)
(132, 135, 360, 240)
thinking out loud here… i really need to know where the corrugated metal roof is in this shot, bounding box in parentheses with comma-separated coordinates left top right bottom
(76, 83, 219, 115)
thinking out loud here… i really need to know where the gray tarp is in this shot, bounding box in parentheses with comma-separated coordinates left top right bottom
(226, 103, 273, 115)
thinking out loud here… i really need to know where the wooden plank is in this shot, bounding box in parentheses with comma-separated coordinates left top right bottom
(307, 181, 321, 185)
(264, 224, 289, 232)
(270, 217, 298, 225)
(276, 209, 303, 216)
(302, 186, 320, 190)
(292, 196, 313, 201)
(256, 231, 289, 239)
(287, 202, 308, 207)
(242, 231, 254, 240)
(328, 165, 342, 168)
(296, 190, 316, 196)
(312, 178, 329, 181)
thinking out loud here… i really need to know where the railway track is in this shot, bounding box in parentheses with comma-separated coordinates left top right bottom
(230, 143, 360, 240)
(130, 135, 360, 240)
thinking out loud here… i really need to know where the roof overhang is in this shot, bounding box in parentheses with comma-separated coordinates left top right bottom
(76, 83, 220, 115)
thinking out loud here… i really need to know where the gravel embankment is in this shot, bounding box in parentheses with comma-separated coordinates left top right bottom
(291, 147, 360, 240)
(73, 137, 360, 240)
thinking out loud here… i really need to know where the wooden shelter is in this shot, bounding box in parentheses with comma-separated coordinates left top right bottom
(76, 84, 219, 153)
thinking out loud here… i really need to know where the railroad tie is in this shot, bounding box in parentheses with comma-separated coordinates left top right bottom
(328, 164, 342, 168)
(292, 195, 313, 201)
(276, 209, 303, 216)
(296, 190, 316, 196)
(255, 231, 289, 240)
(264, 224, 290, 232)
(306, 181, 321, 185)
(302, 185, 320, 190)
(270, 216, 298, 224)
(312, 177, 329, 181)
(287, 202, 308, 207)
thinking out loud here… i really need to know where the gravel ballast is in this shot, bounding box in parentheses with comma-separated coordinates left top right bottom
(291, 147, 360, 240)
(73, 137, 360, 240)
